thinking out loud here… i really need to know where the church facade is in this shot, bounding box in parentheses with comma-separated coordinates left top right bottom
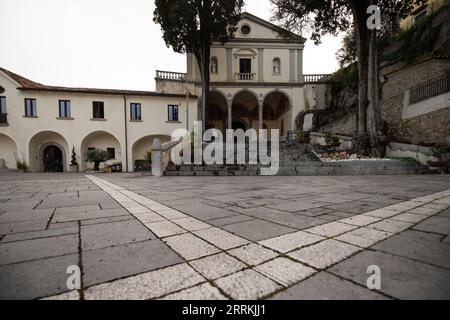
(0, 13, 330, 173)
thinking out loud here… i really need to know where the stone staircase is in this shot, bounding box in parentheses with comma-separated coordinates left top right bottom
(164, 140, 429, 176)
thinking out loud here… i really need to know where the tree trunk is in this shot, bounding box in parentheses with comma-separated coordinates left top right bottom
(351, 0, 370, 156)
(201, 43, 211, 133)
(350, 0, 384, 156)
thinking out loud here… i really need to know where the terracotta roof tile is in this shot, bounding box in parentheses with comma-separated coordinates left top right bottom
(0, 67, 195, 98)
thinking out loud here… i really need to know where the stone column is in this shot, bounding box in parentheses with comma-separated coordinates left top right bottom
(258, 101, 263, 130)
(297, 47, 304, 83)
(227, 48, 233, 82)
(258, 48, 264, 82)
(289, 49, 296, 82)
(151, 138, 163, 177)
(227, 99, 232, 130)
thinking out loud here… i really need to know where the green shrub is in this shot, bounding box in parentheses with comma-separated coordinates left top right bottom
(16, 160, 29, 172)
(86, 149, 109, 171)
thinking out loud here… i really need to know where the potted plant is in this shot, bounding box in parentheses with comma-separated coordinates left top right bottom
(324, 132, 341, 151)
(428, 144, 450, 174)
(296, 130, 311, 144)
(69, 147, 79, 172)
(86, 149, 109, 172)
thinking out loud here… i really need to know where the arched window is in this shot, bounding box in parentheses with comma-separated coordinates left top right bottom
(273, 58, 281, 75)
(210, 57, 218, 74)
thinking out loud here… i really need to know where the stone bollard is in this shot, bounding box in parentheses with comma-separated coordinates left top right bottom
(151, 138, 164, 177)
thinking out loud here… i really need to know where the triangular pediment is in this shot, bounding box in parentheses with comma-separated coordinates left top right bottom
(230, 12, 305, 43)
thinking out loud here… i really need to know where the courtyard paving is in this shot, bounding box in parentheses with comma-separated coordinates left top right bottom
(0, 172, 449, 300)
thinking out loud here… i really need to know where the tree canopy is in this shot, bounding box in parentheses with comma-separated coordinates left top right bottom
(271, 0, 427, 156)
(154, 0, 244, 130)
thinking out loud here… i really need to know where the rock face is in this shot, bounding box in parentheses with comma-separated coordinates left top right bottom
(333, 87, 358, 113)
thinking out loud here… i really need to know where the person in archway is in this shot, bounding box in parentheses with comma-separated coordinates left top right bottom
(44, 154, 50, 173)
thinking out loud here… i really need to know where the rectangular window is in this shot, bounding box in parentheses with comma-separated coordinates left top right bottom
(0, 96, 6, 124)
(130, 103, 141, 121)
(107, 148, 116, 160)
(168, 105, 179, 122)
(0, 96, 6, 114)
(59, 100, 71, 118)
(25, 98, 37, 117)
(239, 58, 252, 74)
(92, 101, 105, 119)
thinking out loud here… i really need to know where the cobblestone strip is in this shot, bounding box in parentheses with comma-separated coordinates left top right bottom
(51, 175, 449, 300)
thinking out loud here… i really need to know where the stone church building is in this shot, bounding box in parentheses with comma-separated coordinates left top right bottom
(0, 12, 330, 173)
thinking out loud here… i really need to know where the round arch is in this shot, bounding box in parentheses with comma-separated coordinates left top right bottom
(231, 90, 259, 131)
(80, 131, 122, 172)
(132, 134, 171, 172)
(28, 131, 69, 172)
(0, 133, 18, 170)
(262, 90, 292, 136)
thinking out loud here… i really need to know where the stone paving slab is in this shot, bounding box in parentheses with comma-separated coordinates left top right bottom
(161, 283, 227, 300)
(288, 239, 361, 269)
(329, 251, 450, 300)
(372, 234, 450, 269)
(255, 257, 316, 287)
(0, 254, 79, 300)
(163, 233, 220, 260)
(259, 231, 325, 254)
(0, 226, 78, 243)
(214, 269, 281, 300)
(222, 219, 296, 241)
(1, 173, 450, 300)
(228, 244, 279, 266)
(190, 253, 246, 280)
(0, 234, 78, 265)
(271, 272, 388, 300)
(81, 220, 155, 251)
(83, 239, 183, 286)
(84, 263, 205, 300)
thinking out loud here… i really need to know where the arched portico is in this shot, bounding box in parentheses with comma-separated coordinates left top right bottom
(230, 90, 259, 131)
(80, 131, 122, 172)
(0, 133, 18, 170)
(28, 131, 69, 172)
(132, 134, 171, 172)
(262, 90, 291, 137)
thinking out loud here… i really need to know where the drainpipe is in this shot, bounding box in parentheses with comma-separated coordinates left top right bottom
(123, 95, 129, 172)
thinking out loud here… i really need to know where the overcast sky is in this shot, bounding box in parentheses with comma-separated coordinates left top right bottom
(0, 0, 342, 91)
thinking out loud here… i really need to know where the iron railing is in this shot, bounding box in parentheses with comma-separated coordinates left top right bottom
(410, 71, 450, 105)
(155, 70, 186, 81)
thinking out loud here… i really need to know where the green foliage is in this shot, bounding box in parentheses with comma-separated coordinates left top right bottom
(330, 62, 358, 98)
(153, 0, 244, 55)
(431, 144, 450, 159)
(389, 157, 420, 164)
(296, 130, 311, 144)
(86, 149, 109, 172)
(324, 132, 341, 147)
(380, 6, 445, 66)
(336, 31, 356, 68)
(16, 160, 29, 172)
(86, 149, 109, 163)
(71, 147, 78, 166)
(271, 0, 425, 44)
